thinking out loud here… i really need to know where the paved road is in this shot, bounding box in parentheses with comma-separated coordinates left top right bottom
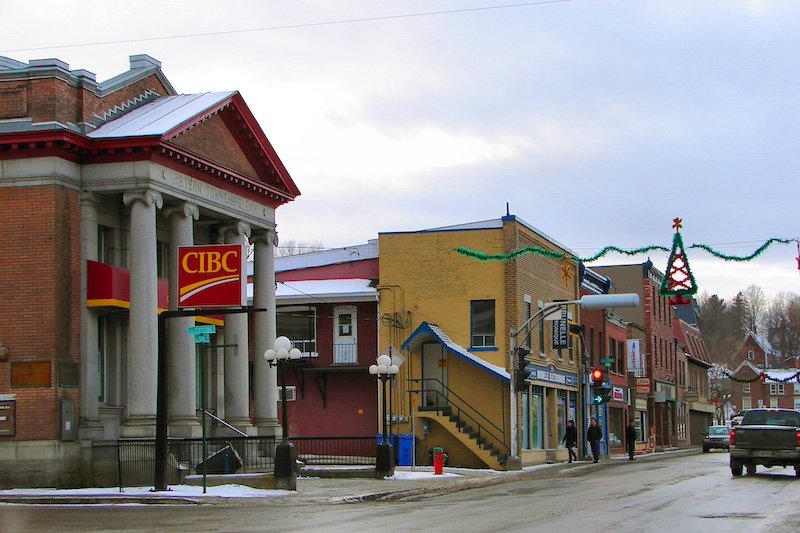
(2, 453, 799, 532)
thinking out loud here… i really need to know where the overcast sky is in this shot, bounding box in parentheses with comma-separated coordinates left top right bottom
(2, 0, 798, 300)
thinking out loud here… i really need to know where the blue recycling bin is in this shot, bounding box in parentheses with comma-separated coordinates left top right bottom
(395, 434, 413, 466)
(377, 434, 414, 466)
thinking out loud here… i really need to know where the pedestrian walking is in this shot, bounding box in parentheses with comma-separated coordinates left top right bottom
(563, 420, 578, 463)
(587, 417, 602, 463)
(626, 419, 638, 461)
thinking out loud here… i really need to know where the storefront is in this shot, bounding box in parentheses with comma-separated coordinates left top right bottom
(654, 381, 677, 448)
(606, 385, 629, 454)
(521, 364, 579, 459)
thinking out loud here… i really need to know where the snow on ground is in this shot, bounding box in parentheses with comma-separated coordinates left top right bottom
(0, 484, 288, 498)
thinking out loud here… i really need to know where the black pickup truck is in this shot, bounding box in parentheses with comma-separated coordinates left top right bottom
(728, 408, 800, 477)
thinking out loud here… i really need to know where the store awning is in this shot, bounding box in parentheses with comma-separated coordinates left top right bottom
(401, 321, 510, 382)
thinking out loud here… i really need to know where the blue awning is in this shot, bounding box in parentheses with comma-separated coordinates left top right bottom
(401, 322, 510, 382)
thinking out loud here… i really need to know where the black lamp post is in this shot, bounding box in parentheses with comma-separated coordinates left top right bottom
(370, 354, 398, 477)
(264, 335, 302, 490)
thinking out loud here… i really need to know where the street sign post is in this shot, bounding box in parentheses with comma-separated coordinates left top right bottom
(188, 325, 215, 344)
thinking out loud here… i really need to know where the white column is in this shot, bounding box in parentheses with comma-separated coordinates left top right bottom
(79, 192, 103, 440)
(121, 189, 163, 437)
(165, 202, 201, 437)
(252, 228, 280, 436)
(221, 221, 253, 433)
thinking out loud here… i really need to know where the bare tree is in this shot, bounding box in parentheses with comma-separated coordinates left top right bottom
(765, 293, 800, 365)
(739, 285, 767, 334)
(274, 239, 326, 257)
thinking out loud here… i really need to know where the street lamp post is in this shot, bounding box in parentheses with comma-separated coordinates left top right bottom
(370, 354, 399, 477)
(264, 336, 302, 490)
(508, 293, 640, 467)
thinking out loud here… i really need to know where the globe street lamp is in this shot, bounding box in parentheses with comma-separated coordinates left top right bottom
(370, 354, 399, 476)
(264, 336, 302, 490)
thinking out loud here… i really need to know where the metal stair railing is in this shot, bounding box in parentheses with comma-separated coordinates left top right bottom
(409, 378, 509, 461)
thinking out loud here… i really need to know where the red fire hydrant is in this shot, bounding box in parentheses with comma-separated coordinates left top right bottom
(433, 447, 446, 475)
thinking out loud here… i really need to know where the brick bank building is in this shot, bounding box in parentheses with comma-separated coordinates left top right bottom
(0, 55, 299, 487)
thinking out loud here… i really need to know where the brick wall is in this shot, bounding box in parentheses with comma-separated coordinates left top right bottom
(0, 184, 81, 440)
(0, 70, 171, 126)
(171, 112, 258, 179)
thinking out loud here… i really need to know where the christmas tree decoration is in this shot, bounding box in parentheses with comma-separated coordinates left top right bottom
(659, 218, 698, 305)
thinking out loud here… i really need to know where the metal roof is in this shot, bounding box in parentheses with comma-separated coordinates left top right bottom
(88, 92, 235, 138)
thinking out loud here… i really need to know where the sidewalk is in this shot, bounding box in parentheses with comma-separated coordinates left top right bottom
(0, 448, 699, 506)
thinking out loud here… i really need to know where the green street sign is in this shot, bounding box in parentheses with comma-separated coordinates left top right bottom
(193, 333, 211, 344)
(188, 325, 216, 336)
(600, 358, 614, 367)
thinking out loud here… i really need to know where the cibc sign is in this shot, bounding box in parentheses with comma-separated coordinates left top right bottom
(177, 244, 246, 308)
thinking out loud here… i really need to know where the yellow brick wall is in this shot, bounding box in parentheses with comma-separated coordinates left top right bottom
(378, 219, 581, 462)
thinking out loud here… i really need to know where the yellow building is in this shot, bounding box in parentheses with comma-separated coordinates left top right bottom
(378, 216, 581, 469)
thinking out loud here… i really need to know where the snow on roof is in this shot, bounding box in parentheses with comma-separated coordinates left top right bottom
(88, 92, 235, 138)
(274, 241, 378, 272)
(401, 322, 510, 382)
(744, 330, 773, 355)
(248, 279, 377, 303)
(762, 368, 800, 383)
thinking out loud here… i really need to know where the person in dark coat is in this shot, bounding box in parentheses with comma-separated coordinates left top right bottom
(626, 419, 638, 460)
(562, 420, 578, 463)
(587, 417, 602, 463)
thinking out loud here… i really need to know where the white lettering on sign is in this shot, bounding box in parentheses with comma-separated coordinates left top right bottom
(535, 368, 568, 385)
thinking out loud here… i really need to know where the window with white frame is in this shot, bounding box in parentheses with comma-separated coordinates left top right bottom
(770, 396, 779, 408)
(277, 306, 317, 356)
(470, 300, 496, 348)
(769, 383, 785, 395)
(747, 350, 755, 360)
(742, 397, 752, 410)
(742, 383, 750, 393)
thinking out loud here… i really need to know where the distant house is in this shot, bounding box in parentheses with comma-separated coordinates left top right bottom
(268, 241, 380, 438)
(729, 358, 800, 412)
(737, 330, 774, 369)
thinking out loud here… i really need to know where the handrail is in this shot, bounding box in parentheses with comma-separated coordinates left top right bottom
(409, 378, 509, 457)
(203, 410, 248, 437)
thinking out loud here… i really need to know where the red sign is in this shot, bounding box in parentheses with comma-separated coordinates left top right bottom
(177, 244, 246, 308)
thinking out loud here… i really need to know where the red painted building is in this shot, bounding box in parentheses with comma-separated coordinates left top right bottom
(268, 241, 380, 438)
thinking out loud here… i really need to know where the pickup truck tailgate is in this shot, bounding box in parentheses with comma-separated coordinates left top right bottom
(733, 425, 798, 450)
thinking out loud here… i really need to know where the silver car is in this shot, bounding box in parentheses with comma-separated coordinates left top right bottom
(703, 425, 730, 452)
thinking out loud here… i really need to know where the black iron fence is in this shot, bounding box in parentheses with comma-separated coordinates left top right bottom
(117, 436, 278, 488)
(117, 435, 377, 487)
(291, 437, 377, 465)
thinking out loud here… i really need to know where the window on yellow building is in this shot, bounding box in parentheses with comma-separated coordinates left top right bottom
(470, 300, 496, 348)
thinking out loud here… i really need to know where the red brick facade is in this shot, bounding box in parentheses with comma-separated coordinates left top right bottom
(0, 185, 81, 439)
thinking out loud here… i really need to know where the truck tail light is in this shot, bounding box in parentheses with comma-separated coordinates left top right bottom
(796, 430, 800, 448)
(729, 429, 735, 446)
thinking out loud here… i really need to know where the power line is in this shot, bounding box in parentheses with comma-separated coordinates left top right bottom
(1, 1, 576, 54)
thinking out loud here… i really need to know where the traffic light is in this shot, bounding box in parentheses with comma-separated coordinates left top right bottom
(515, 347, 531, 392)
(591, 368, 612, 404)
